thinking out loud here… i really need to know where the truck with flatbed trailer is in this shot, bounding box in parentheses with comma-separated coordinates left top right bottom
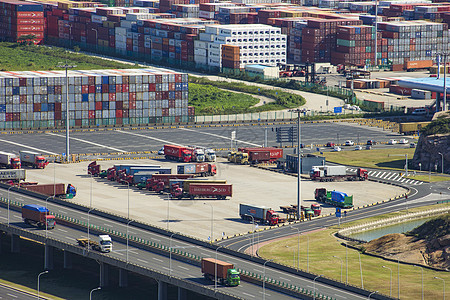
(239, 203, 284, 225)
(19, 151, 48, 169)
(201, 258, 240, 286)
(0, 151, 21, 169)
(314, 188, 354, 208)
(0, 169, 26, 183)
(22, 204, 55, 229)
(171, 182, 231, 200)
(177, 163, 216, 177)
(76, 235, 113, 252)
(164, 145, 193, 162)
(309, 165, 367, 182)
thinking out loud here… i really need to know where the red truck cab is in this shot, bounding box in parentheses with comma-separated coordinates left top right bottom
(311, 204, 322, 216)
(10, 157, 21, 169)
(357, 168, 368, 179)
(35, 156, 48, 169)
(266, 210, 280, 225)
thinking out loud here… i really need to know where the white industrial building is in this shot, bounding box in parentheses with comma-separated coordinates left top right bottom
(194, 24, 287, 68)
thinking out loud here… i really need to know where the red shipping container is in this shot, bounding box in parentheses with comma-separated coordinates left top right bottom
(129, 92, 136, 101)
(88, 85, 95, 93)
(95, 102, 102, 110)
(55, 111, 61, 120)
(116, 110, 122, 118)
(89, 111, 95, 119)
(116, 101, 123, 109)
(108, 93, 116, 101)
(82, 85, 89, 94)
(75, 119, 82, 126)
(129, 100, 136, 109)
(122, 84, 129, 92)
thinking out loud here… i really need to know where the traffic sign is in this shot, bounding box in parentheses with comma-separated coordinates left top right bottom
(336, 207, 341, 218)
(334, 107, 343, 113)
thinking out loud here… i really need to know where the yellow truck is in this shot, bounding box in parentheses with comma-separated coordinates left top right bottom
(399, 122, 430, 135)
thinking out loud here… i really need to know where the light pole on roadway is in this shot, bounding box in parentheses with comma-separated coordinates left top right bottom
(313, 274, 322, 300)
(37, 270, 48, 300)
(382, 265, 392, 297)
(333, 256, 343, 282)
(263, 259, 273, 300)
(89, 286, 101, 300)
(215, 246, 223, 292)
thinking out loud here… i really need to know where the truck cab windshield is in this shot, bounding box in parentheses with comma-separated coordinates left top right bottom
(37, 159, 45, 163)
(230, 274, 240, 278)
(100, 241, 112, 245)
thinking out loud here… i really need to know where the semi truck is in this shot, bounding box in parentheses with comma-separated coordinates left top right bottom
(117, 167, 171, 185)
(0, 152, 21, 169)
(171, 182, 231, 200)
(22, 204, 55, 229)
(309, 165, 368, 181)
(106, 164, 162, 181)
(76, 235, 113, 253)
(0, 169, 26, 182)
(23, 183, 77, 198)
(19, 151, 48, 169)
(192, 148, 205, 162)
(398, 121, 431, 135)
(205, 149, 216, 162)
(201, 258, 240, 286)
(177, 163, 216, 177)
(239, 203, 284, 226)
(314, 188, 354, 208)
(164, 145, 193, 162)
(143, 174, 194, 191)
(239, 147, 283, 163)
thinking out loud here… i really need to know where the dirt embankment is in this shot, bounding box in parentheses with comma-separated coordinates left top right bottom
(363, 215, 450, 270)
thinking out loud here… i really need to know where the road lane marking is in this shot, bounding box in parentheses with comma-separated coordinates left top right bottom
(242, 292, 255, 298)
(0, 139, 58, 155)
(104, 224, 113, 227)
(335, 294, 347, 298)
(253, 269, 263, 273)
(279, 277, 291, 281)
(46, 132, 127, 152)
(152, 258, 163, 262)
(200, 252, 209, 256)
(57, 229, 68, 233)
(137, 259, 149, 264)
(179, 128, 261, 147)
(7, 294, 17, 298)
(162, 267, 171, 271)
(115, 130, 183, 146)
(178, 266, 189, 270)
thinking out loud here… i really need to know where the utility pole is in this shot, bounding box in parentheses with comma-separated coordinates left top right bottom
(57, 63, 76, 161)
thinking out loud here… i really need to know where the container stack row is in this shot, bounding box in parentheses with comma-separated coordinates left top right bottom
(0, 69, 192, 130)
(0, 0, 45, 44)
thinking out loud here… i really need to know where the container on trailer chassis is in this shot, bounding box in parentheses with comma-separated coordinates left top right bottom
(177, 163, 216, 177)
(0, 169, 26, 182)
(143, 174, 194, 191)
(19, 151, 48, 169)
(0, 151, 21, 169)
(310, 165, 367, 181)
(314, 188, 354, 208)
(239, 203, 284, 225)
(22, 204, 55, 229)
(201, 258, 240, 286)
(171, 181, 231, 200)
(23, 183, 76, 198)
(164, 145, 193, 162)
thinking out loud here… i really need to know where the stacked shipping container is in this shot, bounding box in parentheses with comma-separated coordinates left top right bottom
(0, 69, 191, 130)
(0, 0, 45, 44)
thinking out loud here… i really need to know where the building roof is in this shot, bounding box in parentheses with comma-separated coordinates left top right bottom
(245, 64, 276, 70)
(398, 77, 450, 93)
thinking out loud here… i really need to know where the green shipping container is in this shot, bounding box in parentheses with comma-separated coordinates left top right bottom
(337, 39, 355, 47)
(366, 46, 371, 52)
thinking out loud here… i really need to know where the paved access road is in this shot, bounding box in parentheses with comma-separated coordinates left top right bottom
(0, 190, 370, 300)
(0, 121, 408, 157)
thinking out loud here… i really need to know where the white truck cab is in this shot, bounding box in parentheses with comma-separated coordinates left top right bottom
(99, 235, 113, 252)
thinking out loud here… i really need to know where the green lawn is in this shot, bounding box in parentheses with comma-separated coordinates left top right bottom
(0, 43, 135, 71)
(258, 203, 450, 299)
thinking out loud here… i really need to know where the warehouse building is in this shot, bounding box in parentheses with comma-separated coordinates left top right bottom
(0, 69, 191, 130)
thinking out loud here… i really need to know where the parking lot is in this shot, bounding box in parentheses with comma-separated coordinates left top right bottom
(24, 157, 406, 242)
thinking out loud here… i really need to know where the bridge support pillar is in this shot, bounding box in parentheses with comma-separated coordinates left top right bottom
(44, 244, 54, 270)
(100, 263, 109, 287)
(63, 250, 72, 269)
(178, 286, 188, 300)
(11, 234, 20, 253)
(158, 281, 167, 300)
(119, 269, 128, 287)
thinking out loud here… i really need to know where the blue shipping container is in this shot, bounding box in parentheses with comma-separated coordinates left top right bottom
(331, 191, 348, 202)
(177, 164, 195, 174)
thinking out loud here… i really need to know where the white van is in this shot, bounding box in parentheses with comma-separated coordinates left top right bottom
(412, 108, 427, 115)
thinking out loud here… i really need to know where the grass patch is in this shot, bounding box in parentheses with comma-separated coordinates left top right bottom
(318, 148, 416, 170)
(258, 203, 450, 299)
(189, 83, 259, 115)
(0, 43, 136, 71)
(405, 174, 450, 182)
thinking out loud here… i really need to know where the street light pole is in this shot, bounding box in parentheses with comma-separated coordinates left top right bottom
(382, 265, 392, 297)
(169, 232, 178, 277)
(291, 226, 300, 271)
(126, 220, 133, 264)
(87, 208, 94, 252)
(56, 63, 76, 162)
(434, 277, 446, 300)
(357, 251, 364, 289)
(333, 256, 343, 282)
(249, 215, 255, 256)
(204, 203, 213, 243)
(215, 246, 223, 292)
(89, 287, 101, 300)
(7, 185, 13, 225)
(45, 196, 52, 240)
(414, 265, 424, 300)
(263, 259, 273, 300)
(313, 274, 322, 300)
(368, 291, 378, 299)
(438, 152, 444, 174)
(37, 270, 48, 300)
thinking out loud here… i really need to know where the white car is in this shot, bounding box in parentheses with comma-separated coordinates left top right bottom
(158, 147, 164, 155)
(388, 139, 398, 145)
(345, 140, 354, 146)
(333, 146, 342, 152)
(398, 139, 409, 144)
(354, 146, 363, 151)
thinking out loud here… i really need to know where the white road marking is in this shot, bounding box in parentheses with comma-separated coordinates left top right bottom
(200, 252, 209, 256)
(7, 294, 17, 298)
(279, 277, 291, 281)
(242, 292, 255, 298)
(115, 252, 123, 256)
(253, 269, 263, 273)
(0, 139, 58, 155)
(178, 266, 189, 270)
(104, 224, 113, 227)
(137, 258, 149, 264)
(46, 132, 127, 152)
(335, 294, 347, 298)
(64, 236, 74, 240)
(57, 229, 68, 233)
(380, 172, 387, 178)
(152, 258, 163, 262)
(162, 267, 171, 271)
(179, 128, 261, 147)
(115, 130, 183, 146)
(13, 215, 21, 219)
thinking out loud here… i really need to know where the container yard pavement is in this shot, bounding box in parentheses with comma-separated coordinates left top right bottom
(25, 158, 406, 242)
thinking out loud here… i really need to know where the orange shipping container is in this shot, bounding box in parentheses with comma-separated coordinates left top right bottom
(404, 60, 433, 70)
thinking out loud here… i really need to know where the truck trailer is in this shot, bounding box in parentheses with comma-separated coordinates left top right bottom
(0, 151, 21, 169)
(19, 151, 48, 169)
(76, 235, 113, 252)
(239, 147, 283, 162)
(22, 204, 55, 229)
(310, 166, 367, 182)
(177, 163, 216, 177)
(172, 183, 232, 200)
(314, 188, 354, 208)
(201, 258, 240, 286)
(239, 203, 283, 225)
(144, 174, 194, 191)
(164, 145, 193, 162)
(0, 169, 26, 182)
(23, 183, 76, 198)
